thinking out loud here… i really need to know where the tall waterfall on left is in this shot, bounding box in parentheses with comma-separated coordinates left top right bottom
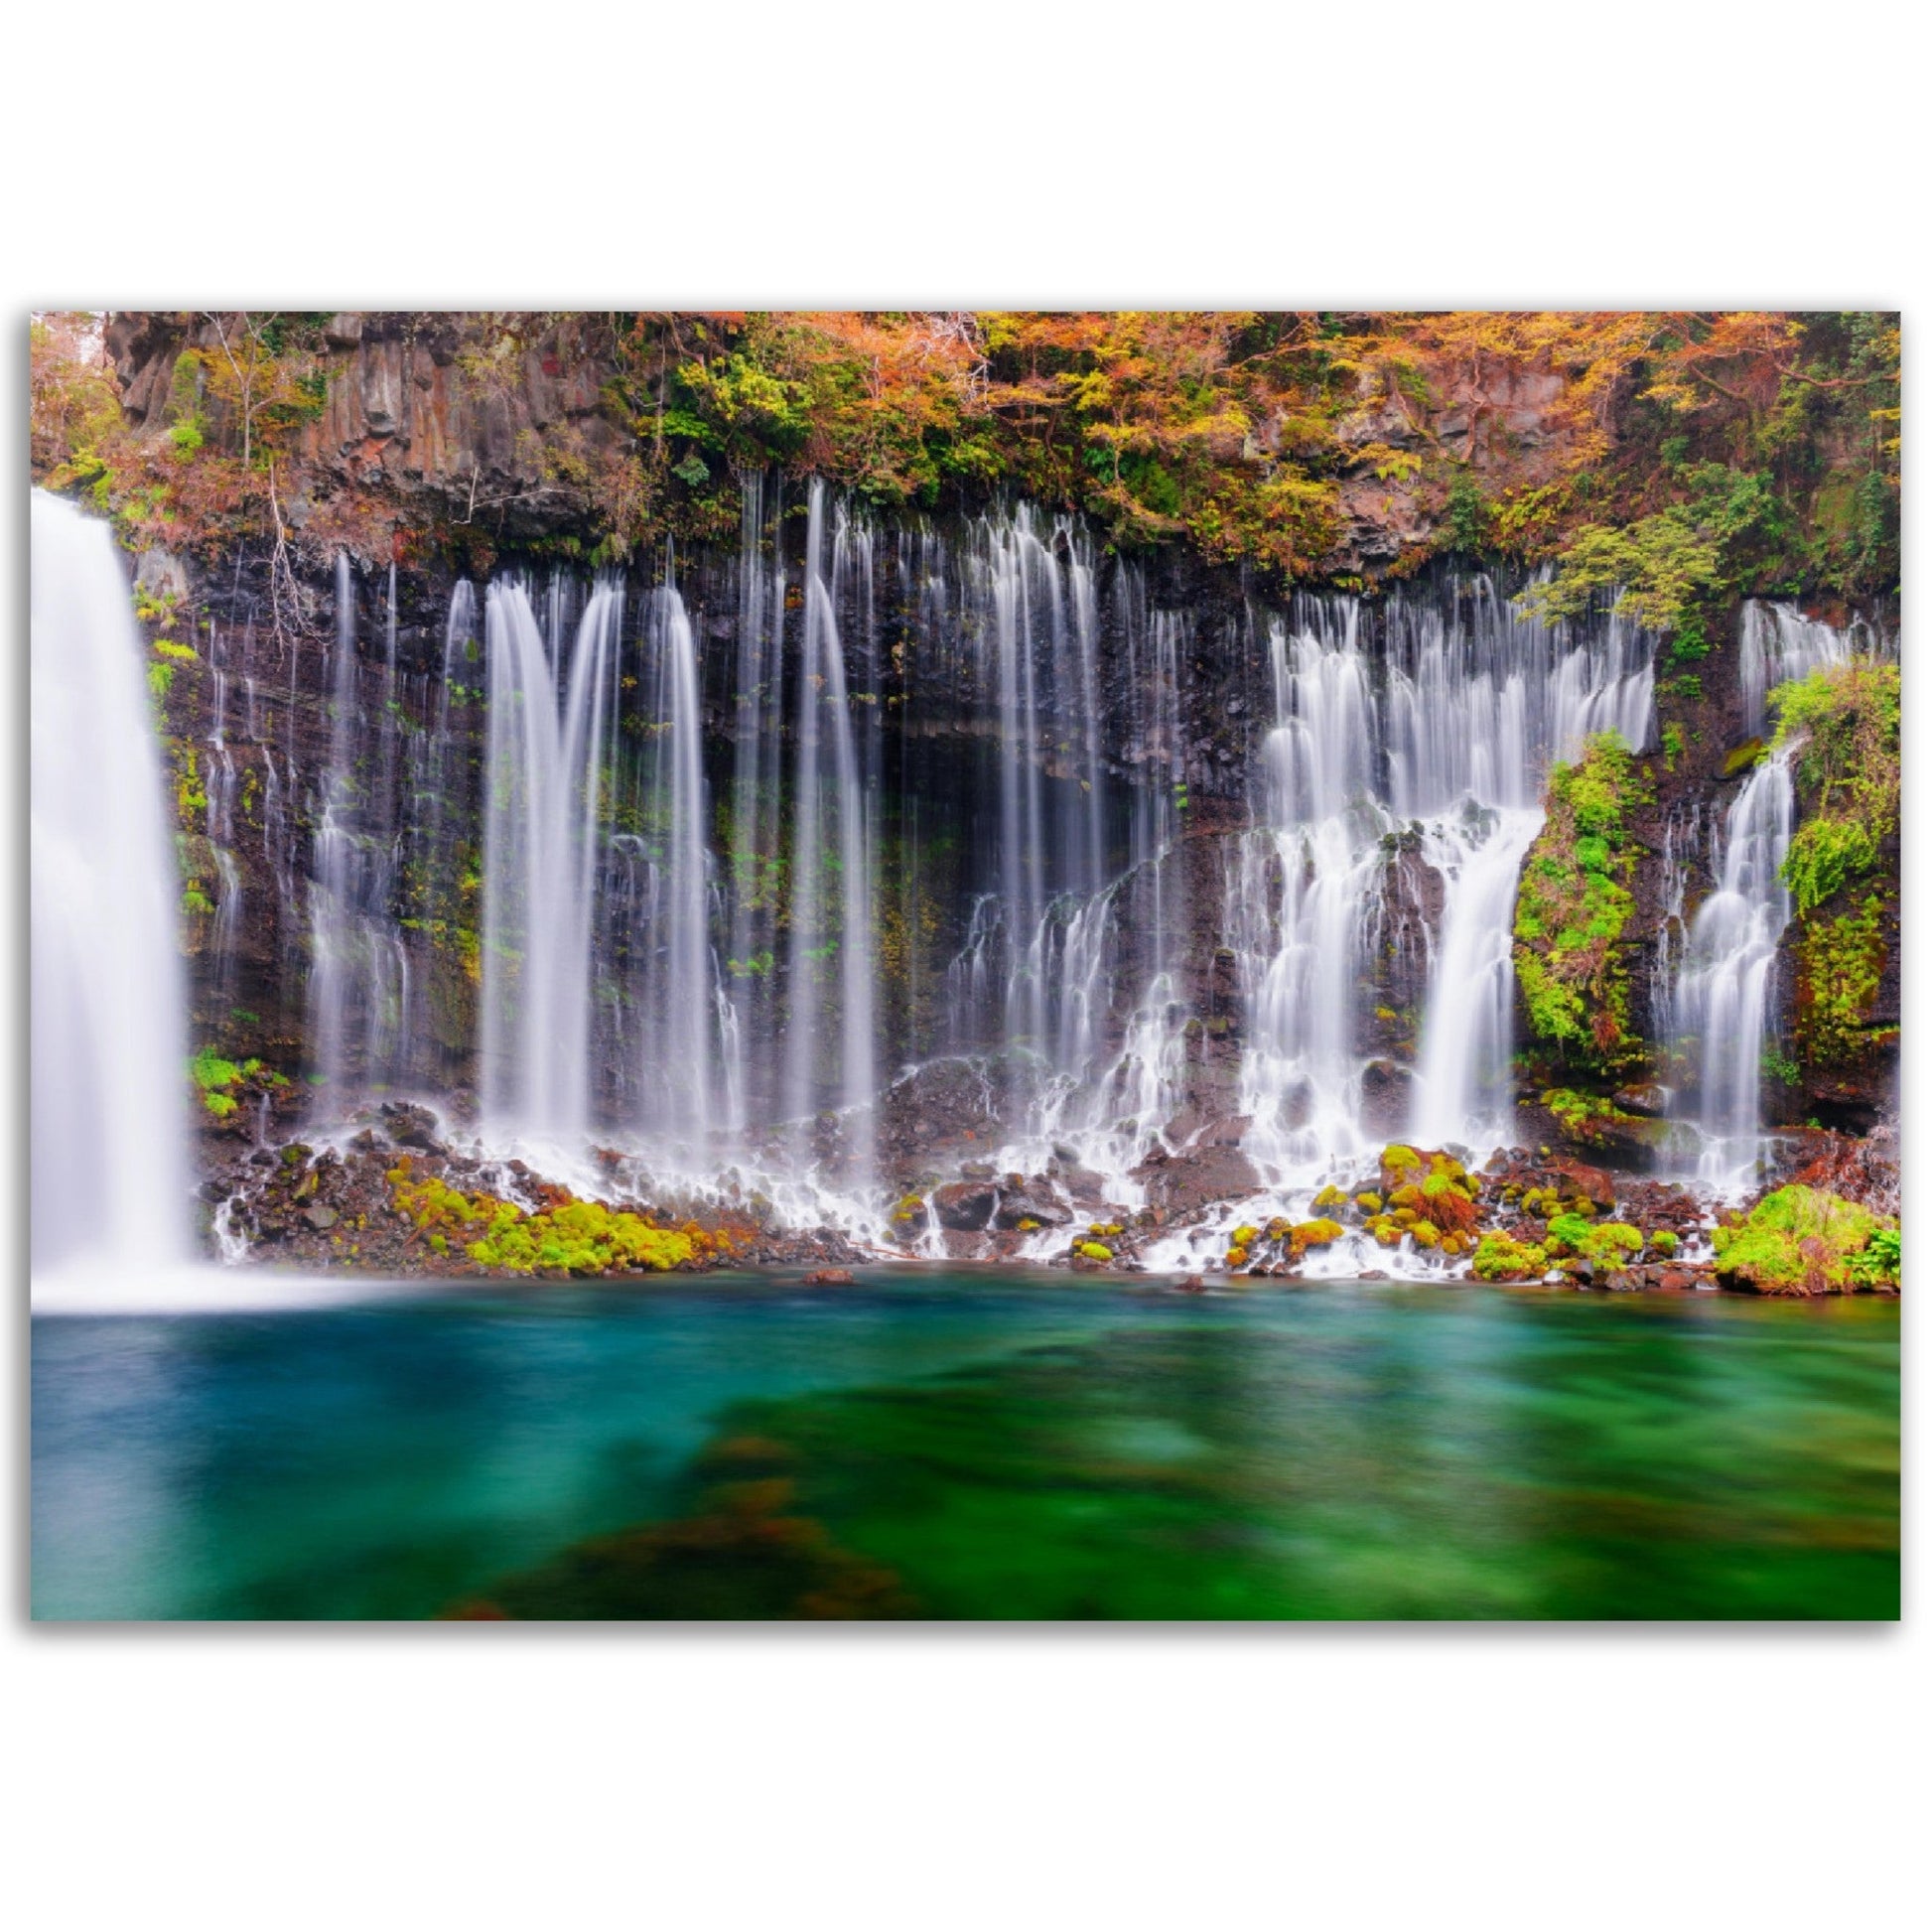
(30, 491, 190, 1276)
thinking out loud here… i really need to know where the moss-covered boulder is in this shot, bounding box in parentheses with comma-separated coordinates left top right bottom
(1471, 1232, 1549, 1283)
(1543, 1216, 1643, 1266)
(1713, 1185, 1898, 1296)
(1287, 1217, 1344, 1260)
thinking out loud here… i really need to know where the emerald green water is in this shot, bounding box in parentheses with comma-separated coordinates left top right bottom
(31, 1275, 1898, 1619)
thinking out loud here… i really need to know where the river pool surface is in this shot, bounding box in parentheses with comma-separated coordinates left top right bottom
(31, 1272, 1899, 1620)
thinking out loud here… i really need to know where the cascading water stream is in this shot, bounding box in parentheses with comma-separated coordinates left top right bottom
(632, 574, 737, 1147)
(1660, 601, 1888, 1183)
(479, 580, 620, 1139)
(30, 490, 191, 1275)
(60, 466, 1842, 1283)
(782, 482, 877, 1179)
(1738, 600, 1869, 736)
(307, 552, 412, 1102)
(1669, 752, 1795, 1186)
(1224, 582, 1655, 1185)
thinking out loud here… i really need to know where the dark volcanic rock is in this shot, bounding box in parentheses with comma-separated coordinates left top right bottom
(1134, 1145, 1260, 1218)
(1357, 1059, 1416, 1135)
(931, 1179, 998, 1232)
(993, 1182, 1071, 1231)
(1548, 1158, 1616, 1212)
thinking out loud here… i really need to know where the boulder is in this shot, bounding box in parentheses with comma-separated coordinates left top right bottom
(1549, 1158, 1616, 1212)
(1612, 1084, 1670, 1119)
(885, 1193, 931, 1237)
(932, 1179, 997, 1232)
(1357, 1060, 1417, 1135)
(993, 1182, 1071, 1231)
(1134, 1145, 1260, 1218)
(380, 1101, 447, 1154)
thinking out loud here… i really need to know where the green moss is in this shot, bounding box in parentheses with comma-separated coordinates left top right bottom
(1513, 734, 1644, 1076)
(1784, 819, 1878, 917)
(190, 1048, 241, 1091)
(392, 1166, 707, 1277)
(469, 1202, 696, 1276)
(202, 1091, 238, 1119)
(1077, 1242, 1113, 1262)
(1288, 1218, 1344, 1258)
(1542, 1086, 1652, 1147)
(1796, 895, 1888, 1065)
(1545, 1217, 1642, 1265)
(1471, 1233, 1549, 1283)
(1648, 1231, 1679, 1257)
(1714, 1185, 1891, 1296)
(1772, 662, 1899, 920)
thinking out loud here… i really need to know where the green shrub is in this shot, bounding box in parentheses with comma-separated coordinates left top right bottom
(1848, 1226, 1900, 1290)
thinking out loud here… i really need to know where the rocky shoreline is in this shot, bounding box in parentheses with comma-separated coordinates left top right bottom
(198, 1089, 1899, 1298)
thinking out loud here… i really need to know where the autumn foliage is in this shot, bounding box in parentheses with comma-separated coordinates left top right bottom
(32, 309, 1899, 608)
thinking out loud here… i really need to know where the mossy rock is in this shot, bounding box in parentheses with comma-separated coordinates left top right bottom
(1471, 1232, 1548, 1283)
(1287, 1217, 1344, 1260)
(1714, 1185, 1894, 1296)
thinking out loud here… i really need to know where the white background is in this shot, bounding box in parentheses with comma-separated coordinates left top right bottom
(4, 5, 1923, 1926)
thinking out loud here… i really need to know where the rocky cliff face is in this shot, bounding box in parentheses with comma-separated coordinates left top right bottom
(88, 314, 1898, 1206)
(101, 310, 1602, 582)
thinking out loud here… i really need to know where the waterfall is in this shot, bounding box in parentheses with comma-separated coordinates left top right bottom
(1232, 612, 1389, 1171)
(1669, 752, 1795, 1185)
(1225, 580, 1656, 1176)
(30, 491, 191, 1273)
(782, 483, 877, 1174)
(630, 575, 736, 1146)
(478, 580, 620, 1138)
(1738, 600, 1868, 736)
(307, 552, 411, 1101)
(727, 474, 784, 1084)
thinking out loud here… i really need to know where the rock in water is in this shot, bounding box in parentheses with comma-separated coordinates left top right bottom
(932, 1180, 998, 1232)
(1134, 1146, 1260, 1217)
(993, 1182, 1071, 1230)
